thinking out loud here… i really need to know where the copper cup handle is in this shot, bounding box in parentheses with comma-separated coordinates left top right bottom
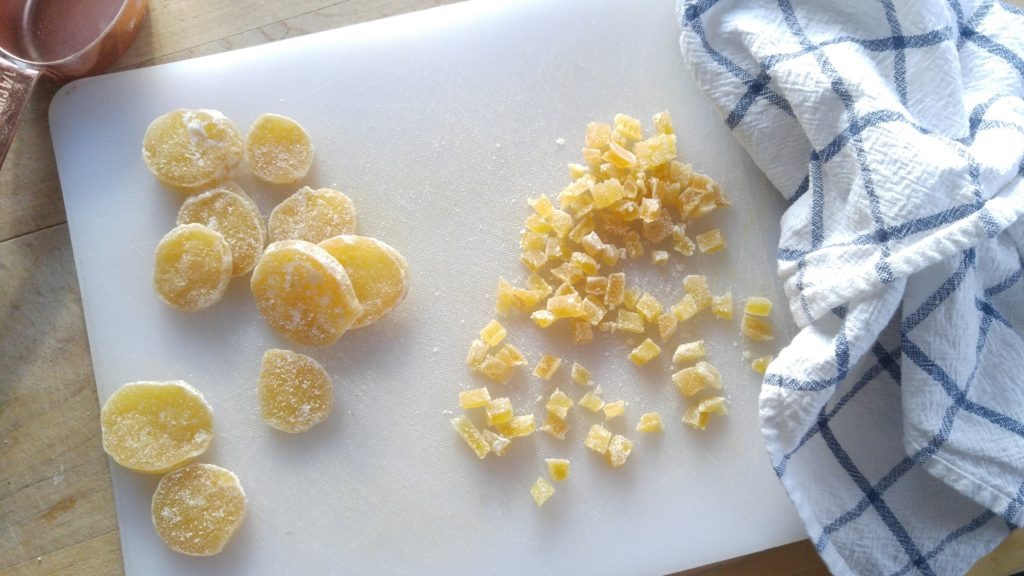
(0, 59, 39, 168)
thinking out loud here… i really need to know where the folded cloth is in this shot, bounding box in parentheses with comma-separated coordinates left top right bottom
(677, 1, 1024, 574)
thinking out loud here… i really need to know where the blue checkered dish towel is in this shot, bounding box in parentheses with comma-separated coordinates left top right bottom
(677, 1, 1024, 574)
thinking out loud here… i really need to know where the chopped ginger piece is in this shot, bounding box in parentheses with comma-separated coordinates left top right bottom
(744, 296, 773, 317)
(451, 415, 491, 459)
(628, 338, 662, 366)
(495, 344, 528, 367)
(682, 406, 709, 430)
(698, 396, 728, 415)
(683, 275, 712, 310)
(695, 228, 726, 254)
(571, 320, 594, 344)
(479, 319, 507, 347)
(603, 400, 626, 420)
(584, 424, 613, 454)
(101, 380, 213, 474)
(477, 355, 514, 384)
(651, 250, 669, 265)
(622, 288, 641, 311)
(571, 362, 592, 386)
(657, 313, 678, 341)
(712, 292, 734, 320)
(533, 354, 563, 380)
(496, 277, 515, 317)
(585, 122, 612, 149)
(570, 251, 599, 275)
(546, 389, 574, 420)
(605, 272, 626, 309)
(151, 463, 246, 556)
(582, 297, 607, 325)
(671, 294, 700, 324)
(541, 413, 570, 440)
(653, 110, 674, 134)
(530, 477, 556, 507)
(636, 412, 664, 433)
(568, 163, 589, 180)
(531, 310, 557, 328)
(546, 458, 571, 482)
(458, 387, 491, 409)
(634, 133, 677, 170)
(245, 113, 314, 184)
(466, 339, 488, 367)
(485, 397, 514, 426)
(672, 361, 722, 396)
(482, 429, 511, 457)
(603, 142, 637, 169)
(616, 310, 645, 334)
(258, 349, 332, 434)
(613, 113, 643, 141)
(634, 293, 663, 323)
(606, 434, 634, 467)
(751, 355, 774, 374)
(586, 276, 608, 296)
(497, 415, 537, 438)
(547, 294, 586, 319)
(528, 194, 555, 218)
(672, 340, 706, 365)
(741, 314, 775, 341)
(579, 391, 605, 412)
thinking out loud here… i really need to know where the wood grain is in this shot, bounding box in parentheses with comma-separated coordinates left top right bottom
(1, 1, 1022, 575)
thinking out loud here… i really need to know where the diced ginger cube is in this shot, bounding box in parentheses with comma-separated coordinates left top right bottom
(585, 122, 612, 149)
(682, 406, 709, 430)
(672, 360, 722, 397)
(744, 296, 773, 317)
(466, 339, 488, 367)
(628, 339, 662, 366)
(485, 397, 514, 426)
(478, 354, 514, 384)
(683, 275, 712, 310)
(526, 274, 553, 296)
(533, 354, 563, 380)
(496, 277, 515, 317)
(524, 212, 552, 234)
(673, 235, 696, 257)
(697, 361, 723, 389)
(624, 232, 644, 259)
(571, 320, 593, 345)
(657, 313, 679, 341)
(482, 429, 511, 457)
(652, 110, 674, 135)
(570, 252, 599, 275)
(571, 362, 592, 386)
(603, 400, 626, 420)
(582, 146, 603, 167)
(545, 236, 568, 262)
(458, 387, 491, 409)
(451, 415, 490, 459)
(495, 344, 528, 367)
(636, 412, 664, 433)
(591, 178, 625, 209)
(497, 414, 537, 438)
(530, 477, 556, 507)
(520, 249, 548, 271)
(696, 228, 726, 254)
(741, 314, 775, 341)
(585, 276, 608, 296)
(651, 250, 669, 266)
(671, 294, 700, 323)
(712, 292, 734, 320)
(603, 142, 637, 169)
(751, 355, 774, 374)
(546, 388, 575, 420)
(579, 391, 605, 412)
(521, 230, 547, 251)
(541, 413, 570, 440)
(569, 216, 596, 244)
(582, 297, 607, 326)
(698, 396, 728, 415)
(616, 310, 645, 334)
(547, 294, 586, 319)
(480, 319, 507, 347)
(554, 282, 578, 297)
(598, 244, 622, 267)
(672, 340, 706, 365)
(511, 287, 545, 311)
(606, 434, 634, 467)
(584, 424, 613, 454)
(531, 310, 557, 328)
(635, 293, 663, 323)
(642, 212, 674, 244)
(634, 133, 678, 170)
(622, 288, 641, 311)
(613, 113, 644, 141)
(568, 163, 589, 180)
(548, 210, 573, 238)
(546, 458, 571, 482)
(527, 194, 555, 218)
(605, 273, 626, 309)
(580, 231, 606, 257)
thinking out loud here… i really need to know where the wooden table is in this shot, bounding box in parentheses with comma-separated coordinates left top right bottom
(2, 1, 1022, 574)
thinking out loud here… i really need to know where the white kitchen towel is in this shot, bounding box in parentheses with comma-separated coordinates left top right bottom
(677, 1, 1024, 574)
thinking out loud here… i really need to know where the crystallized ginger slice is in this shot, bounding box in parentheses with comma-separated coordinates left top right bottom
(319, 235, 409, 328)
(142, 109, 243, 194)
(245, 113, 315, 184)
(100, 380, 213, 474)
(152, 463, 246, 556)
(258, 349, 333, 433)
(269, 187, 357, 244)
(153, 224, 233, 312)
(250, 240, 363, 346)
(177, 185, 265, 276)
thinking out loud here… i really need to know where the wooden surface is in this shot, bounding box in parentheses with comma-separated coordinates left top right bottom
(1, 1, 1022, 575)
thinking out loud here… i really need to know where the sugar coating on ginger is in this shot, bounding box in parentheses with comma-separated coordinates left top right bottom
(142, 109, 243, 194)
(177, 185, 265, 277)
(151, 463, 247, 556)
(245, 113, 314, 184)
(153, 223, 233, 312)
(318, 235, 409, 328)
(101, 380, 213, 474)
(258, 349, 333, 433)
(268, 187, 357, 244)
(250, 240, 363, 346)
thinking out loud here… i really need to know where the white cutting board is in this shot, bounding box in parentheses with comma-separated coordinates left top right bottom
(50, 1, 806, 574)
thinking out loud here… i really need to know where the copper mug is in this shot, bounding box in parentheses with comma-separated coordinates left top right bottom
(0, 0, 147, 168)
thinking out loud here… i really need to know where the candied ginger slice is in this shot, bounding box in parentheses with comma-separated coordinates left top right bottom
(268, 187, 357, 244)
(318, 235, 408, 328)
(258, 349, 333, 433)
(245, 113, 314, 184)
(151, 463, 246, 556)
(142, 109, 243, 194)
(177, 185, 265, 277)
(153, 224, 233, 312)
